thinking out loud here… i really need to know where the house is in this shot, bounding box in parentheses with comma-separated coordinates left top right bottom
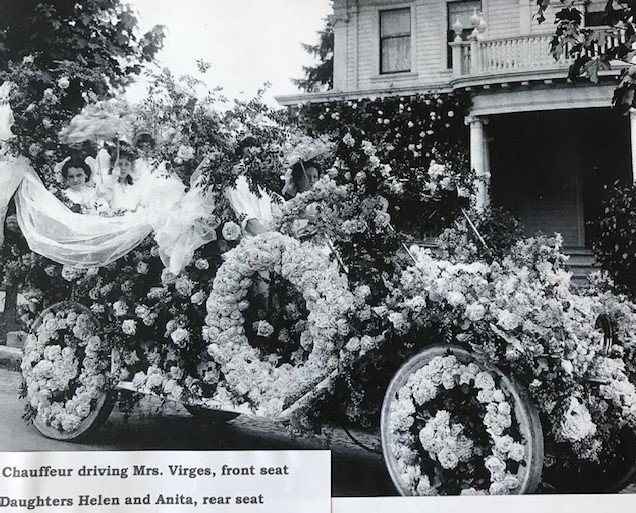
(277, 0, 635, 277)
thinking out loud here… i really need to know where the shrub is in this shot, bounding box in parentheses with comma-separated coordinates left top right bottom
(437, 207, 524, 263)
(592, 183, 636, 297)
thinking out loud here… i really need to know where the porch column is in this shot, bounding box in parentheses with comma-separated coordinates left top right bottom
(630, 108, 636, 183)
(467, 115, 490, 211)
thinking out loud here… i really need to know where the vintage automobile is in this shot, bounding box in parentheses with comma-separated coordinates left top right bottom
(19, 226, 636, 496)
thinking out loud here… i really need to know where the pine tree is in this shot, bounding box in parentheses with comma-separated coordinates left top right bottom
(292, 9, 334, 92)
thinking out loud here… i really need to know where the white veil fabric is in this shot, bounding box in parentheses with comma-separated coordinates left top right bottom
(0, 156, 217, 274)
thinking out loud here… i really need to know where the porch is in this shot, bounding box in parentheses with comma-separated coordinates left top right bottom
(482, 108, 631, 281)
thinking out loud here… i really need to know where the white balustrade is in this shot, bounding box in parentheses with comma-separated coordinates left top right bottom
(451, 30, 623, 79)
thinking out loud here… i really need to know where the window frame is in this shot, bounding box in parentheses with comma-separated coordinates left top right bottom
(379, 6, 413, 75)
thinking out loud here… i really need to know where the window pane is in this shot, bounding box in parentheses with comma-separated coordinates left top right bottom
(448, 0, 481, 30)
(381, 8, 411, 37)
(381, 36, 411, 73)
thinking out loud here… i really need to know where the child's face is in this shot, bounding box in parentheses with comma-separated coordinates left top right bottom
(66, 167, 87, 191)
(136, 137, 153, 154)
(297, 166, 320, 193)
(118, 157, 134, 178)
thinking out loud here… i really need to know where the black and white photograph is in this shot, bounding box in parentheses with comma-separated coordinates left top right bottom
(2, 0, 636, 505)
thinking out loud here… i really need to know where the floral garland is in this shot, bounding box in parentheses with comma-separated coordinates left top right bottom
(203, 232, 355, 416)
(387, 354, 528, 495)
(21, 305, 111, 433)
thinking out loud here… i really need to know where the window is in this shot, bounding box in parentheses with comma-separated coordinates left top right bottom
(380, 8, 411, 74)
(584, 2, 606, 27)
(447, 1, 481, 68)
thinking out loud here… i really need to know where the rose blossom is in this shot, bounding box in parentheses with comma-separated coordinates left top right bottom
(175, 276, 194, 296)
(121, 319, 136, 335)
(374, 212, 391, 229)
(113, 301, 128, 317)
(475, 371, 495, 390)
(484, 456, 506, 474)
(447, 291, 465, 307)
(256, 320, 275, 338)
(190, 291, 206, 305)
(342, 133, 355, 147)
(195, 258, 209, 270)
(508, 443, 525, 462)
(57, 77, 70, 89)
(222, 221, 242, 241)
(132, 372, 147, 388)
(497, 309, 520, 331)
(176, 145, 195, 161)
(171, 328, 190, 346)
(465, 302, 485, 322)
(560, 397, 597, 442)
(437, 448, 459, 470)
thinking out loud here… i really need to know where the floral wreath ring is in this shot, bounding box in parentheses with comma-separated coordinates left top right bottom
(381, 345, 544, 496)
(203, 232, 354, 417)
(21, 301, 115, 439)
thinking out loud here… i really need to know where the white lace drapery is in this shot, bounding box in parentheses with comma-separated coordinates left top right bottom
(0, 156, 217, 274)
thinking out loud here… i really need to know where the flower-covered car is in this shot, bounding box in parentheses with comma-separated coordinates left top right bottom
(5, 87, 636, 496)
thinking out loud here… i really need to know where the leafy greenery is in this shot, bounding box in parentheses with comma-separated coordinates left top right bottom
(538, 0, 636, 110)
(0, 0, 165, 182)
(592, 182, 636, 296)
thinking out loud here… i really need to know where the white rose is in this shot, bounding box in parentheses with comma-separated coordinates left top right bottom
(447, 291, 465, 307)
(190, 291, 206, 305)
(256, 320, 275, 338)
(57, 77, 70, 89)
(497, 310, 520, 331)
(465, 302, 485, 322)
(176, 145, 195, 161)
(121, 319, 136, 335)
(171, 328, 190, 346)
(113, 301, 128, 317)
(475, 371, 495, 390)
(508, 443, 525, 462)
(195, 258, 209, 270)
(222, 221, 242, 241)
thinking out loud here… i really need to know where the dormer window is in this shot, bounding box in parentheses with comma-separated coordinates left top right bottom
(380, 7, 411, 74)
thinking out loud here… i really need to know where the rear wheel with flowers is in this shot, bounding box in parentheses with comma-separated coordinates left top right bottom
(381, 345, 544, 495)
(22, 302, 116, 441)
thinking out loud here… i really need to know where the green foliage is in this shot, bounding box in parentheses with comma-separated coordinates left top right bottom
(291, 8, 334, 92)
(297, 92, 472, 236)
(592, 182, 636, 296)
(0, 0, 165, 182)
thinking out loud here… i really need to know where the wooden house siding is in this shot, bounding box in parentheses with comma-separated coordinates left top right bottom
(485, 0, 523, 39)
(344, 0, 453, 92)
(331, 0, 608, 94)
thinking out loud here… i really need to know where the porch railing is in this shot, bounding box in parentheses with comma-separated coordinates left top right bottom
(450, 30, 625, 79)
